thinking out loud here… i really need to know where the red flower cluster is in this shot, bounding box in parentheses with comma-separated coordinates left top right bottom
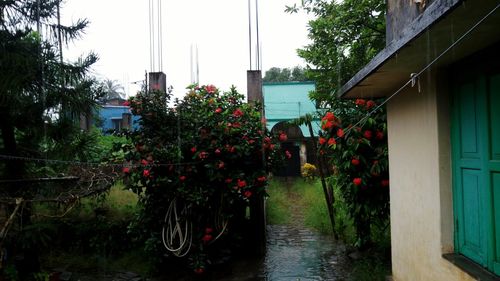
(353, 178, 362, 186)
(205, 84, 217, 94)
(279, 133, 288, 142)
(232, 108, 244, 117)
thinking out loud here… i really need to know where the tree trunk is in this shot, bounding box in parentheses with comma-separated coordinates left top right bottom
(0, 108, 24, 182)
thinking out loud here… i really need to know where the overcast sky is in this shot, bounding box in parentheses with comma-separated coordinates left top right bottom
(62, 0, 312, 99)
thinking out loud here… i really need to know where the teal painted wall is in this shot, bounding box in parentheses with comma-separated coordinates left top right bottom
(263, 82, 320, 137)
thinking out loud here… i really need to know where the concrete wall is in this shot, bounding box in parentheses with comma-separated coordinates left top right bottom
(263, 82, 320, 137)
(386, 70, 474, 281)
(386, 0, 435, 44)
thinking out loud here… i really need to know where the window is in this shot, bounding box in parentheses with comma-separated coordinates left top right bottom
(112, 118, 122, 131)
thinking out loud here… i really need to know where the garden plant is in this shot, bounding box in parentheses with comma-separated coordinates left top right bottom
(121, 85, 284, 273)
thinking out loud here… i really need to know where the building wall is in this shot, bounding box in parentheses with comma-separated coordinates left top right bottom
(263, 82, 320, 137)
(386, 71, 474, 281)
(99, 106, 140, 131)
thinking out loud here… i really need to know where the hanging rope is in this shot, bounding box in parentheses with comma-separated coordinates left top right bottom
(162, 198, 192, 257)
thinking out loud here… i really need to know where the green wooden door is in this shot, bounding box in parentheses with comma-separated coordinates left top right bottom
(452, 66, 500, 275)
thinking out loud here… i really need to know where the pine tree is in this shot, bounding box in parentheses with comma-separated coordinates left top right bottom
(0, 0, 102, 181)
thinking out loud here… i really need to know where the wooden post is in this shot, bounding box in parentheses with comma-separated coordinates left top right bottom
(247, 70, 266, 256)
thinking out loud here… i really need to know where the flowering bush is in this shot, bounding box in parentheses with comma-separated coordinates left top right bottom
(319, 99, 389, 248)
(301, 163, 317, 181)
(121, 85, 283, 271)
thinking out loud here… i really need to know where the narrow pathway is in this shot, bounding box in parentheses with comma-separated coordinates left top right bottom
(260, 177, 351, 281)
(213, 177, 351, 281)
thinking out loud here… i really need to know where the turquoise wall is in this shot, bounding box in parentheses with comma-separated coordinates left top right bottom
(263, 82, 321, 137)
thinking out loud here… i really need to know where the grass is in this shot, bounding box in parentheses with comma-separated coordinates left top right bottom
(266, 177, 392, 281)
(265, 179, 291, 225)
(35, 182, 145, 275)
(42, 249, 152, 277)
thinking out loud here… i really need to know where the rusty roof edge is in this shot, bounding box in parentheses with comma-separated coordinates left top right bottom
(338, 0, 464, 99)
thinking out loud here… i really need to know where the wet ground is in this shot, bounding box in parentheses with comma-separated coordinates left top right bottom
(62, 179, 353, 281)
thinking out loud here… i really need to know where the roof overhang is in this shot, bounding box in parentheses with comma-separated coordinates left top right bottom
(339, 0, 500, 99)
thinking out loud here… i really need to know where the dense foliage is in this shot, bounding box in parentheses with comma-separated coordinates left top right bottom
(122, 85, 284, 272)
(0, 0, 102, 180)
(263, 66, 307, 83)
(287, 0, 385, 107)
(319, 101, 389, 247)
(288, 0, 390, 247)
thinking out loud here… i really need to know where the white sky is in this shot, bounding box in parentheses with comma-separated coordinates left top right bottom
(62, 0, 312, 100)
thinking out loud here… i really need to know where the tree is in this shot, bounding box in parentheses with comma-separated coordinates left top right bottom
(100, 79, 125, 102)
(263, 66, 307, 82)
(287, 0, 389, 248)
(0, 0, 100, 179)
(287, 0, 385, 108)
(0, 1, 101, 275)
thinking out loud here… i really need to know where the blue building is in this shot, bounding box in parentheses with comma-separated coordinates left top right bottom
(263, 81, 320, 176)
(98, 105, 140, 132)
(79, 98, 140, 132)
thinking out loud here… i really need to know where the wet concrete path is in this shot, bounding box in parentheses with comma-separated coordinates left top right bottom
(212, 178, 351, 281)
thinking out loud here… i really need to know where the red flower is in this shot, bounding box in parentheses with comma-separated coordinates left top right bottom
(199, 151, 209, 159)
(366, 100, 376, 109)
(122, 167, 130, 174)
(191, 147, 197, 153)
(279, 133, 288, 142)
(355, 99, 366, 106)
(229, 146, 236, 153)
(244, 190, 252, 198)
(324, 112, 335, 121)
(328, 138, 336, 146)
(202, 234, 213, 243)
(264, 137, 271, 143)
(336, 128, 344, 138)
(376, 131, 384, 140)
(179, 175, 186, 181)
(205, 84, 216, 94)
(381, 179, 390, 187)
(141, 159, 149, 166)
(232, 122, 241, 128)
(217, 161, 225, 169)
(205, 227, 213, 234)
(257, 176, 266, 182)
(319, 137, 326, 145)
(363, 130, 373, 139)
(285, 150, 292, 159)
(215, 148, 221, 155)
(237, 179, 247, 188)
(225, 178, 233, 184)
(322, 120, 333, 130)
(215, 107, 222, 113)
(353, 178, 362, 186)
(233, 108, 244, 117)
(143, 169, 151, 177)
(351, 158, 360, 166)
(123, 100, 130, 106)
(194, 268, 204, 274)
